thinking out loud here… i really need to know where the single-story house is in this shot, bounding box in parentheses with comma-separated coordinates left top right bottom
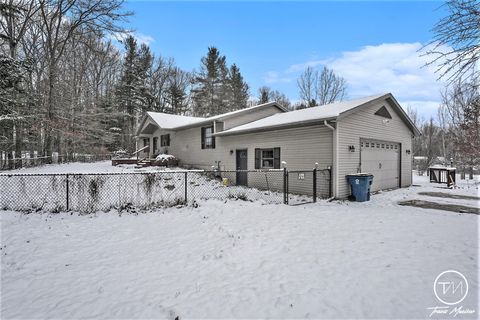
(136, 93, 420, 198)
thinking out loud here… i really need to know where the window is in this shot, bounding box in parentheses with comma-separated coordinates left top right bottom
(153, 137, 158, 153)
(255, 148, 280, 169)
(261, 149, 274, 168)
(381, 144, 385, 148)
(161, 134, 170, 147)
(143, 138, 149, 148)
(386, 144, 390, 149)
(376, 143, 380, 148)
(201, 126, 215, 149)
(366, 142, 370, 147)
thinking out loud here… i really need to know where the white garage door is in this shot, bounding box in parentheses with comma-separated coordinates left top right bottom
(360, 139, 400, 192)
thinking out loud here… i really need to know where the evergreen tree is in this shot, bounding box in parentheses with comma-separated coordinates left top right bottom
(192, 47, 224, 116)
(228, 64, 249, 112)
(166, 67, 191, 115)
(258, 86, 270, 104)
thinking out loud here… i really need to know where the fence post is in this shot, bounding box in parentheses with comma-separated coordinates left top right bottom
(283, 167, 289, 205)
(66, 174, 69, 211)
(184, 171, 188, 203)
(313, 168, 317, 203)
(328, 166, 333, 198)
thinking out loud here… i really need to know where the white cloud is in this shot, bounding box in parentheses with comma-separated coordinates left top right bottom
(321, 43, 444, 101)
(108, 31, 155, 46)
(134, 33, 155, 46)
(263, 71, 292, 84)
(285, 42, 448, 117)
(286, 60, 323, 73)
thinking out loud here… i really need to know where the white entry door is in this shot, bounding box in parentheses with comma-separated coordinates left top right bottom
(360, 139, 400, 192)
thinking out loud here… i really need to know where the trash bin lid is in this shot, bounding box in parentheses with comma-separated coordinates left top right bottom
(346, 173, 373, 177)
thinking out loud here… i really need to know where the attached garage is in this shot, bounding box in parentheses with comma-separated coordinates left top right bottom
(360, 139, 400, 192)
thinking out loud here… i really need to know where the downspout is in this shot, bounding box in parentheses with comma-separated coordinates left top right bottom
(324, 120, 335, 131)
(324, 120, 337, 199)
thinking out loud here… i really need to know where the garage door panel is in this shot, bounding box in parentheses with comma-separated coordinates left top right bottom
(360, 139, 400, 192)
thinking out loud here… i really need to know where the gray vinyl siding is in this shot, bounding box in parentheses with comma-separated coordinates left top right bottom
(336, 99, 413, 198)
(219, 125, 333, 196)
(150, 123, 332, 195)
(222, 105, 283, 131)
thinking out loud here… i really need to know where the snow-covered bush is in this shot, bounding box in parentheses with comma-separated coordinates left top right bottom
(154, 154, 178, 167)
(112, 149, 128, 159)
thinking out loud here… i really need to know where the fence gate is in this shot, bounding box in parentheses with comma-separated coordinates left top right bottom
(285, 168, 332, 205)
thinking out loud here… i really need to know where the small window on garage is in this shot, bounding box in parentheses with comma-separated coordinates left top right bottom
(361, 142, 364, 147)
(366, 142, 369, 147)
(394, 145, 398, 149)
(386, 144, 390, 149)
(376, 143, 380, 148)
(381, 144, 385, 148)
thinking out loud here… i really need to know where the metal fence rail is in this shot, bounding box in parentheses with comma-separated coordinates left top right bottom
(0, 168, 332, 212)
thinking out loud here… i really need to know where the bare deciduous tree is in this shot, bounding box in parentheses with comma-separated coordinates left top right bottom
(316, 66, 347, 105)
(297, 66, 347, 107)
(423, 0, 480, 82)
(439, 76, 480, 167)
(297, 66, 317, 107)
(257, 86, 291, 110)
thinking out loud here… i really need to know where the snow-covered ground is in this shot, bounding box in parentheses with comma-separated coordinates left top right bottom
(3, 160, 172, 174)
(1, 165, 479, 319)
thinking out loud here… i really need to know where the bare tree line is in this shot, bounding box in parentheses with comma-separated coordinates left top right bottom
(0, 1, 250, 158)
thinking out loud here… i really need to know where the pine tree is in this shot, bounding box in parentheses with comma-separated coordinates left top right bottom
(228, 64, 249, 112)
(192, 47, 228, 116)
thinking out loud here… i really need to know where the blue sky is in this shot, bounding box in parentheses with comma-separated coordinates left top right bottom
(123, 1, 447, 118)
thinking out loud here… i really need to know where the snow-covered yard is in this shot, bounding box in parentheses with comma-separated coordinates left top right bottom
(1, 163, 478, 319)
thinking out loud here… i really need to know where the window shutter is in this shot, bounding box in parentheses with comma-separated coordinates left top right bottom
(255, 148, 261, 169)
(166, 134, 170, 146)
(201, 128, 205, 149)
(273, 147, 281, 169)
(211, 135, 215, 149)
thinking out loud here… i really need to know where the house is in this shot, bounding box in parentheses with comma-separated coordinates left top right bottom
(135, 93, 420, 198)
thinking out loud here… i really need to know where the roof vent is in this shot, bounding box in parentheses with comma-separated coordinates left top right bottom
(374, 106, 392, 119)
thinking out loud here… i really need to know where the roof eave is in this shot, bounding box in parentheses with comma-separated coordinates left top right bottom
(215, 117, 337, 137)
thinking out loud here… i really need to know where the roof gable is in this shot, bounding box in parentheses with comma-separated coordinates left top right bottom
(374, 105, 392, 119)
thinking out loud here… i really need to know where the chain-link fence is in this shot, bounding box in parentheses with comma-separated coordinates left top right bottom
(286, 169, 332, 205)
(0, 153, 112, 171)
(0, 168, 332, 212)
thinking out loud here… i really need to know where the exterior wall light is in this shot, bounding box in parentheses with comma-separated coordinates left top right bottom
(348, 145, 355, 152)
(406, 149, 411, 155)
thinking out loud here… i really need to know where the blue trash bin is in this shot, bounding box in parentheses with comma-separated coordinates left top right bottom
(346, 174, 374, 202)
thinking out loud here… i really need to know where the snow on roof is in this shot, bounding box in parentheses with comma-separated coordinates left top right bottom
(147, 112, 205, 129)
(217, 94, 388, 136)
(146, 101, 285, 131)
(172, 101, 285, 129)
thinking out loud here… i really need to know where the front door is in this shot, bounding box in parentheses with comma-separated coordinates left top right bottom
(236, 149, 248, 186)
